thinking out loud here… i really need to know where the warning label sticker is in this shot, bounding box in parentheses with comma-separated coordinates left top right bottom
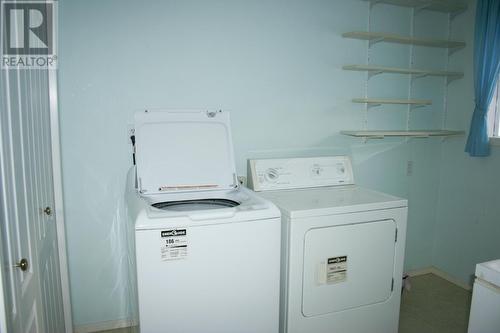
(160, 229, 188, 261)
(327, 256, 347, 284)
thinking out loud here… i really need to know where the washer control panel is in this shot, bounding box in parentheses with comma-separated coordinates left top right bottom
(247, 156, 354, 191)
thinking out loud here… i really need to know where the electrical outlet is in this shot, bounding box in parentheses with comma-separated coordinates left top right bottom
(238, 176, 247, 187)
(406, 161, 413, 176)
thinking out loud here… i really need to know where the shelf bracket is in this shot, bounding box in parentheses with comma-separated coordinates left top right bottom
(446, 75, 461, 85)
(369, 37, 384, 47)
(448, 46, 465, 56)
(361, 135, 384, 143)
(368, 70, 384, 79)
(411, 73, 428, 82)
(409, 104, 427, 111)
(367, 103, 382, 109)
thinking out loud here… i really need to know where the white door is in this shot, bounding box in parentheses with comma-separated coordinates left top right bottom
(0, 67, 66, 331)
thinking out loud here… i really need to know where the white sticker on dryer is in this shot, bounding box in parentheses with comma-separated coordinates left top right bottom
(160, 229, 188, 261)
(327, 256, 347, 284)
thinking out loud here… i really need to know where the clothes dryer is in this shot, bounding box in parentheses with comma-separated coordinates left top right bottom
(248, 156, 407, 333)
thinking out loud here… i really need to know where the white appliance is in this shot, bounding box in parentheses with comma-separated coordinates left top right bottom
(468, 259, 500, 333)
(248, 156, 408, 333)
(127, 110, 281, 333)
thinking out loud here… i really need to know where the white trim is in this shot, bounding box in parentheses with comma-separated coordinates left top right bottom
(489, 136, 500, 146)
(0, 65, 11, 333)
(406, 266, 472, 290)
(74, 318, 137, 333)
(48, 69, 74, 332)
(0, 238, 8, 333)
(406, 266, 434, 276)
(0, 4, 9, 328)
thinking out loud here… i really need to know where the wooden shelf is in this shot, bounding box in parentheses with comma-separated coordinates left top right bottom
(352, 98, 432, 108)
(343, 64, 463, 83)
(342, 31, 465, 51)
(362, 0, 467, 14)
(340, 130, 465, 138)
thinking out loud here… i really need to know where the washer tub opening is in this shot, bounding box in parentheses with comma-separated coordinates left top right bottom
(152, 199, 240, 212)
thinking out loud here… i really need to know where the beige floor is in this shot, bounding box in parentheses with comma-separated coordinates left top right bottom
(100, 273, 472, 333)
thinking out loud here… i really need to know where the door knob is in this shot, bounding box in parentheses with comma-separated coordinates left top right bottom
(15, 258, 29, 271)
(43, 206, 52, 216)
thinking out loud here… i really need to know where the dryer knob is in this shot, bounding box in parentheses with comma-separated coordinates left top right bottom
(264, 168, 279, 183)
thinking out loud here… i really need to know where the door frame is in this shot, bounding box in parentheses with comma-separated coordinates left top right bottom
(0, 72, 8, 327)
(48, 69, 73, 333)
(0, 68, 73, 332)
(0, 62, 14, 333)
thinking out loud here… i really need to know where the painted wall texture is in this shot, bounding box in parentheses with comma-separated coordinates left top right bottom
(57, 0, 492, 328)
(433, 0, 500, 286)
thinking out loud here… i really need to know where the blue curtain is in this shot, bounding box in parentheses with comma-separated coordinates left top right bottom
(465, 0, 500, 157)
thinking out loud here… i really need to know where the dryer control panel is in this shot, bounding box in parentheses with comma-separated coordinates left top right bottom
(247, 156, 354, 191)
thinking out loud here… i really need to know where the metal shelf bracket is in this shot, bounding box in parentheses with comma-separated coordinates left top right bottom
(368, 70, 384, 79)
(409, 104, 427, 111)
(369, 37, 385, 47)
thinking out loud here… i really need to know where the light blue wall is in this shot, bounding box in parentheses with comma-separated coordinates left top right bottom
(58, 0, 471, 327)
(433, 0, 500, 286)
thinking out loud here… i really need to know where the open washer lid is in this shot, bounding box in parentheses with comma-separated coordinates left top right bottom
(134, 110, 238, 195)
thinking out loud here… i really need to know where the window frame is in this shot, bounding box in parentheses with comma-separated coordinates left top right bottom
(488, 76, 500, 146)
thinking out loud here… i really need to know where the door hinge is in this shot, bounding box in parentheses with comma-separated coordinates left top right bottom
(391, 278, 394, 292)
(395, 228, 398, 242)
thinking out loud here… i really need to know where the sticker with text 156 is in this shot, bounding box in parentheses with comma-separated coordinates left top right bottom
(160, 229, 188, 261)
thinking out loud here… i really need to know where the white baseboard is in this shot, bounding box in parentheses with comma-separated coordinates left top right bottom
(406, 266, 472, 291)
(74, 318, 137, 333)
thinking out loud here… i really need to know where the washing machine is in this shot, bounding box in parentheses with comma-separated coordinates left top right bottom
(248, 156, 408, 333)
(127, 110, 281, 333)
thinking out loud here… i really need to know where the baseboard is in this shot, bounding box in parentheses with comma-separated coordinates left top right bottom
(406, 266, 472, 291)
(74, 318, 137, 333)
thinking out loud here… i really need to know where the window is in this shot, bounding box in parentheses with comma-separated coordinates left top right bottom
(488, 76, 500, 143)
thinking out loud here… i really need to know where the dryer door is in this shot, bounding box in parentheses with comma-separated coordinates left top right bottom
(302, 219, 396, 317)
